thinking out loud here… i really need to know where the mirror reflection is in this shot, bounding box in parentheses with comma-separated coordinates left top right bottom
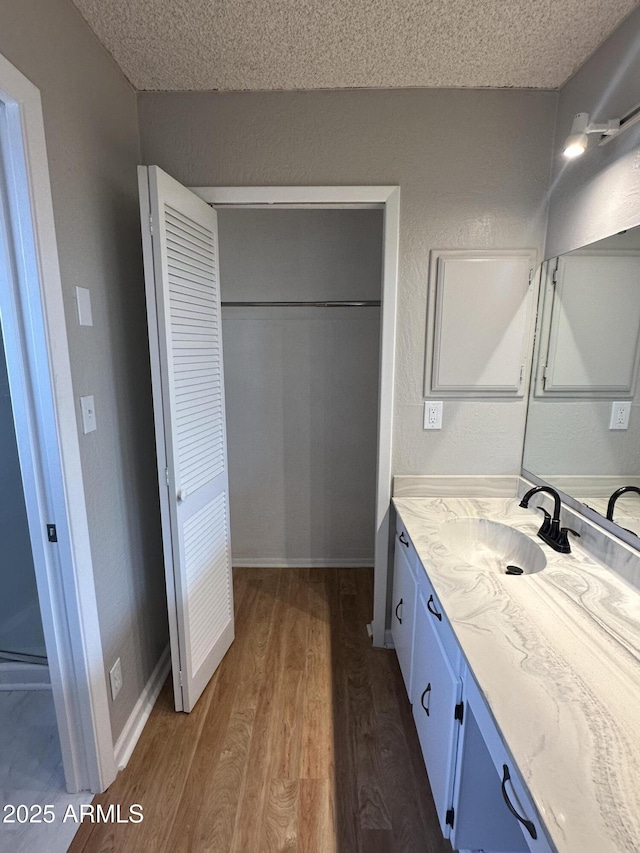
(523, 226, 640, 538)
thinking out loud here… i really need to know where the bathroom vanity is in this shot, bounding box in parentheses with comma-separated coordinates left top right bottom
(391, 492, 640, 853)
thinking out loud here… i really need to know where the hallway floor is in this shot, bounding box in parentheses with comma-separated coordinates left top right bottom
(0, 689, 92, 853)
(69, 567, 451, 852)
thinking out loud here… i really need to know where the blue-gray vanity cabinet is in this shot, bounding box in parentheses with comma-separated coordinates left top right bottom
(392, 514, 555, 853)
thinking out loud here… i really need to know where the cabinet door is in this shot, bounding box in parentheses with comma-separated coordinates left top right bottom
(452, 703, 529, 852)
(425, 251, 535, 396)
(391, 536, 417, 696)
(411, 592, 462, 837)
(463, 673, 554, 853)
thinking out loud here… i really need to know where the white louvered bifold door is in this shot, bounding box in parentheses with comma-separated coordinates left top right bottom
(138, 166, 234, 712)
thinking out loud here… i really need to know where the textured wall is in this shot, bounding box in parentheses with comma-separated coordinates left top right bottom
(0, 326, 46, 659)
(218, 209, 381, 563)
(138, 88, 558, 477)
(545, 5, 640, 258)
(0, 0, 168, 740)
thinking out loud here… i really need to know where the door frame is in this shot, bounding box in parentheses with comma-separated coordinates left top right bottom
(0, 52, 115, 792)
(191, 185, 400, 647)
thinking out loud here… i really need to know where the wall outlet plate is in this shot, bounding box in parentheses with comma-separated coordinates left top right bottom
(75, 286, 93, 326)
(424, 400, 443, 430)
(80, 395, 97, 434)
(610, 401, 631, 430)
(109, 658, 123, 701)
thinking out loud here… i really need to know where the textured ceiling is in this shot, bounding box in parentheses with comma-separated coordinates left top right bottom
(70, 0, 638, 91)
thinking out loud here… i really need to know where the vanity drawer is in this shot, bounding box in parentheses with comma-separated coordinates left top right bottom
(395, 518, 418, 575)
(464, 672, 553, 853)
(415, 566, 461, 670)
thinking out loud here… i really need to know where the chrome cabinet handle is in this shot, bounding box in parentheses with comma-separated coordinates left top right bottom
(395, 598, 403, 624)
(501, 765, 537, 840)
(420, 683, 432, 716)
(427, 594, 442, 622)
(399, 531, 409, 547)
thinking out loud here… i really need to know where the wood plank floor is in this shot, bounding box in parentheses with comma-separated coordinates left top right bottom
(69, 568, 452, 853)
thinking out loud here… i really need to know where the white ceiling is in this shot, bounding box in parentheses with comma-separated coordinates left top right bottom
(70, 0, 638, 92)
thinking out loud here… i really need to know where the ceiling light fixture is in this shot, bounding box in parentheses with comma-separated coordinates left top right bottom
(562, 112, 621, 158)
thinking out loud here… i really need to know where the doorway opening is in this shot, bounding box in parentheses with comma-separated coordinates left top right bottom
(139, 174, 399, 719)
(217, 207, 383, 572)
(0, 321, 48, 680)
(193, 187, 399, 648)
(0, 50, 115, 799)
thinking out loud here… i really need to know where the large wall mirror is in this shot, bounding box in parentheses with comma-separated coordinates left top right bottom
(522, 225, 640, 546)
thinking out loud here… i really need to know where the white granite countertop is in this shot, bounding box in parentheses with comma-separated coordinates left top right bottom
(393, 496, 640, 853)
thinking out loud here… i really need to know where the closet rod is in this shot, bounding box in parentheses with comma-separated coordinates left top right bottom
(221, 300, 381, 308)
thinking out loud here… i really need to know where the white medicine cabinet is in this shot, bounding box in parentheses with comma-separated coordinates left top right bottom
(425, 250, 537, 397)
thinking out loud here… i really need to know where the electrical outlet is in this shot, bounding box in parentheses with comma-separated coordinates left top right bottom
(424, 400, 443, 430)
(109, 658, 123, 701)
(610, 401, 631, 430)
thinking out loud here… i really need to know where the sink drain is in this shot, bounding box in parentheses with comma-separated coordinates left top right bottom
(505, 565, 524, 575)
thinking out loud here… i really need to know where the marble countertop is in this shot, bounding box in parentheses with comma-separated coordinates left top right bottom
(576, 495, 640, 538)
(393, 496, 640, 853)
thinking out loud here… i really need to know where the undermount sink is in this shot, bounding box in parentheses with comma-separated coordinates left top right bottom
(438, 517, 547, 575)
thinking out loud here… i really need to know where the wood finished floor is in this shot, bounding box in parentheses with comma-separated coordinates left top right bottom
(69, 568, 452, 853)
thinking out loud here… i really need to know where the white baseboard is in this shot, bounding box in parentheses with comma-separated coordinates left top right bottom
(384, 629, 394, 649)
(232, 558, 374, 568)
(113, 644, 171, 771)
(0, 660, 50, 690)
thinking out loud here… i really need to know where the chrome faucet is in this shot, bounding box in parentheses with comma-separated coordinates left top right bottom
(606, 486, 640, 525)
(519, 486, 580, 554)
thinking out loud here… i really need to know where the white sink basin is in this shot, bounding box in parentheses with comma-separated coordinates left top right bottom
(438, 517, 547, 575)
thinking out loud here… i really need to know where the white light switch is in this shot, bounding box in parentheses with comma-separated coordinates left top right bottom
(424, 400, 443, 430)
(75, 286, 93, 326)
(610, 401, 631, 430)
(80, 395, 97, 434)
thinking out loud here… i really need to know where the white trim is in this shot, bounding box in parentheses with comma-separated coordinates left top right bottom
(192, 186, 397, 206)
(137, 167, 183, 711)
(384, 629, 395, 649)
(0, 52, 114, 792)
(212, 202, 383, 210)
(232, 558, 375, 569)
(113, 645, 171, 771)
(192, 185, 399, 648)
(0, 661, 51, 690)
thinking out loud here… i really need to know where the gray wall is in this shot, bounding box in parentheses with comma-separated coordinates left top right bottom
(138, 88, 558, 477)
(0, 326, 46, 659)
(0, 0, 168, 740)
(218, 209, 381, 563)
(545, 5, 640, 258)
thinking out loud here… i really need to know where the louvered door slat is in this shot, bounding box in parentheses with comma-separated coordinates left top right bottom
(140, 165, 234, 714)
(166, 230, 215, 257)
